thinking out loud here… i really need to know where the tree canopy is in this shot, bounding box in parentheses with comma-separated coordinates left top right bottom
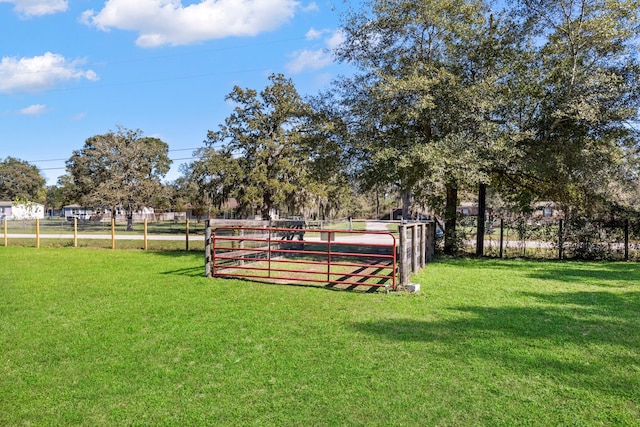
(332, 0, 527, 251)
(178, 0, 639, 239)
(197, 73, 346, 220)
(502, 0, 640, 215)
(65, 127, 171, 229)
(0, 157, 46, 203)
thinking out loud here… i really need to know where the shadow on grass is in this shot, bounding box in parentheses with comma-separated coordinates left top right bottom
(160, 266, 204, 277)
(195, 275, 385, 293)
(353, 292, 639, 346)
(520, 290, 640, 318)
(525, 264, 640, 285)
(431, 258, 640, 285)
(351, 290, 640, 399)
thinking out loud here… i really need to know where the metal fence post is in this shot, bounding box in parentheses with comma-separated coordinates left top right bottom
(499, 218, 504, 259)
(268, 228, 272, 279)
(238, 228, 245, 266)
(185, 218, 190, 251)
(327, 231, 332, 283)
(624, 218, 629, 262)
(558, 219, 564, 260)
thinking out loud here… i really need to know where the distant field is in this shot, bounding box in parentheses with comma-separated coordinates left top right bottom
(1, 248, 638, 425)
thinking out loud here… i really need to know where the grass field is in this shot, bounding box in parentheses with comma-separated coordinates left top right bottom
(1, 247, 639, 426)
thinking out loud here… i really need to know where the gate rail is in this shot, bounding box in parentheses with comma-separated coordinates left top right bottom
(208, 226, 397, 290)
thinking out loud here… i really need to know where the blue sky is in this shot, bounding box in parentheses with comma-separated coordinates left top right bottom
(0, 0, 353, 185)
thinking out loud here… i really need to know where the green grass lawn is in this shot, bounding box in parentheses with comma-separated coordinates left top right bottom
(1, 248, 638, 426)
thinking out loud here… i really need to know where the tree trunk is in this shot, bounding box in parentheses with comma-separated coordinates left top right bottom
(401, 190, 411, 220)
(476, 182, 487, 257)
(126, 210, 134, 231)
(444, 183, 458, 255)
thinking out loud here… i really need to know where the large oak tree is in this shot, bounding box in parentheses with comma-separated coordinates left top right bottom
(504, 0, 640, 216)
(200, 73, 341, 220)
(0, 157, 46, 203)
(66, 127, 171, 230)
(334, 0, 524, 253)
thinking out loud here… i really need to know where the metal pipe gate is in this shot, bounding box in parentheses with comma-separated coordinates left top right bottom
(210, 226, 398, 290)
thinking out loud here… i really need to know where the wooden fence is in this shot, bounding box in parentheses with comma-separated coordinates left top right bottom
(1, 218, 200, 250)
(397, 222, 436, 288)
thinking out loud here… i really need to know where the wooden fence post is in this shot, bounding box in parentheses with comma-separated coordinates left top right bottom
(411, 224, 419, 274)
(35, 218, 40, 249)
(419, 223, 426, 268)
(143, 219, 148, 251)
(205, 220, 212, 277)
(73, 218, 78, 248)
(111, 218, 116, 250)
(427, 222, 435, 262)
(398, 224, 409, 289)
(3, 218, 7, 247)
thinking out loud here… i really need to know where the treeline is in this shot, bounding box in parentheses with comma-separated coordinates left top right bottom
(2, 0, 639, 254)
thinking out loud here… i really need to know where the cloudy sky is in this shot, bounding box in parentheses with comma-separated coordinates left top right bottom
(0, 0, 351, 184)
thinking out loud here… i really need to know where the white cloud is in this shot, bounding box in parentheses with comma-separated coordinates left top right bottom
(70, 112, 87, 121)
(300, 2, 318, 12)
(286, 48, 332, 74)
(82, 0, 300, 47)
(286, 28, 344, 74)
(0, 52, 99, 94)
(305, 27, 327, 40)
(18, 104, 47, 115)
(326, 29, 345, 50)
(0, 0, 68, 17)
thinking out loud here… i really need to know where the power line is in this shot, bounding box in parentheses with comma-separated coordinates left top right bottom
(38, 156, 199, 171)
(37, 66, 278, 94)
(6, 35, 313, 95)
(27, 148, 202, 164)
(27, 158, 68, 163)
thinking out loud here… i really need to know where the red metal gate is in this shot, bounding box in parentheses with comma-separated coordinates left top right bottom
(211, 226, 397, 290)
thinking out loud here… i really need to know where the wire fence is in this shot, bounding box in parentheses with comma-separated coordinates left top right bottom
(0, 217, 207, 251)
(451, 215, 640, 261)
(5, 215, 638, 262)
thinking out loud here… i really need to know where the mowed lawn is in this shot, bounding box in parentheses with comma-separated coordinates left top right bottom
(1, 248, 638, 426)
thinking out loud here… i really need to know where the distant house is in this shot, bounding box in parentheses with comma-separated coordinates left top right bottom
(457, 202, 493, 217)
(62, 205, 157, 221)
(0, 201, 45, 220)
(105, 207, 155, 221)
(0, 201, 10, 220)
(533, 202, 562, 220)
(62, 205, 95, 220)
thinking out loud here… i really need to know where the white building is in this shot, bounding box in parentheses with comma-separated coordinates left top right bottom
(61, 204, 156, 221)
(0, 201, 45, 220)
(62, 204, 95, 220)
